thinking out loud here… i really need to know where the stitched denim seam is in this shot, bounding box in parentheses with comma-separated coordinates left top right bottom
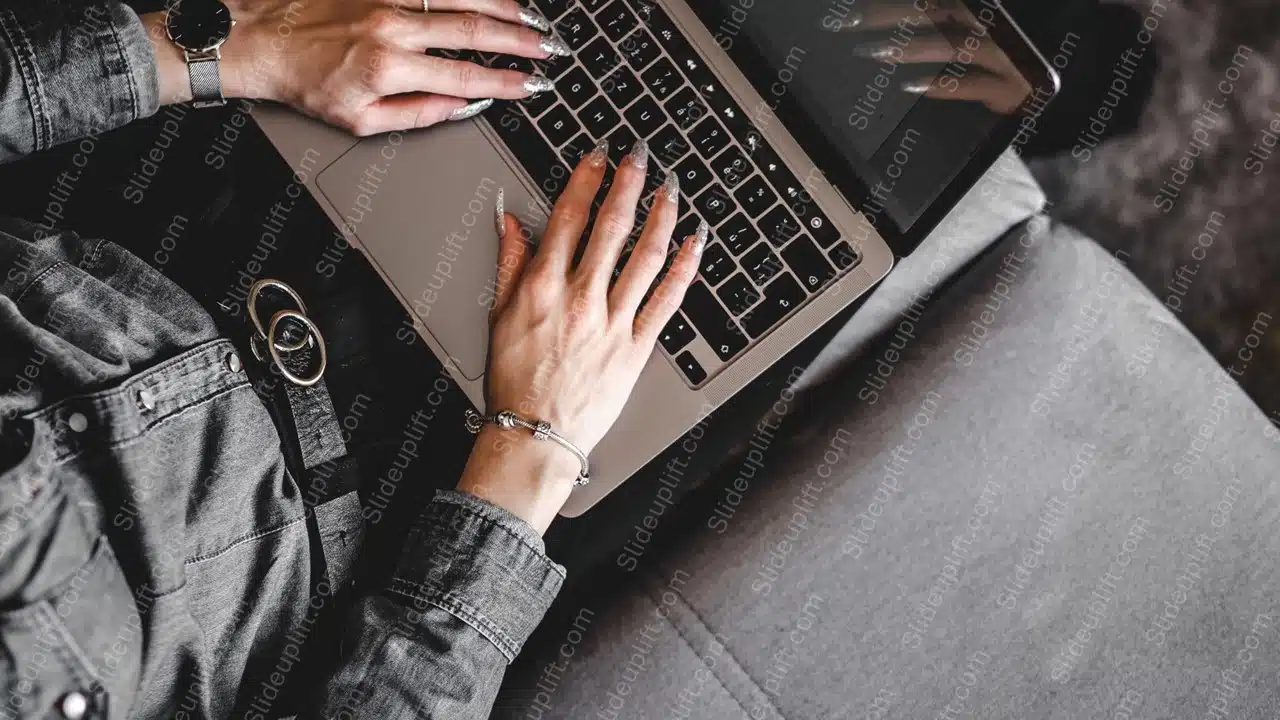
(11, 260, 66, 305)
(430, 497, 562, 576)
(0, 8, 48, 149)
(184, 514, 308, 565)
(35, 603, 99, 688)
(104, 14, 137, 123)
(386, 583, 520, 660)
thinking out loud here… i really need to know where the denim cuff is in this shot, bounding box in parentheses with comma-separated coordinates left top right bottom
(388, 490, 566, 662)
(0, 1, 158, 158)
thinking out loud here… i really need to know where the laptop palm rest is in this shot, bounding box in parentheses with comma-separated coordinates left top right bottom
(315, 121, 548, 381)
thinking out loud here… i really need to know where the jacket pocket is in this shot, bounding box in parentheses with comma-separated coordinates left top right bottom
(0, 535, 141, 719)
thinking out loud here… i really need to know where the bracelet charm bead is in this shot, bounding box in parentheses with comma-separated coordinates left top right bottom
(464, 408, 591, 487)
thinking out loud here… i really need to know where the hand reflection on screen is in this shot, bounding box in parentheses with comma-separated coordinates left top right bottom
(828, 0, 1028, 115)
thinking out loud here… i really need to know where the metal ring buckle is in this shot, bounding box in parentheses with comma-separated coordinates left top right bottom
(268, 310, 328, 387)
(248, 279, 312, 352)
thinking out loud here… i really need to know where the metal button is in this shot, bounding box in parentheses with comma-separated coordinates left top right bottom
(59, 691, 88, 720)
(67, 413, 88, 433)
(137, 389, 156, 412)
(225, 352, 242, 373)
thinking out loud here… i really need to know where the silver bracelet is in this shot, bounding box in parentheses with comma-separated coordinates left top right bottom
(464, 409, 591, 487)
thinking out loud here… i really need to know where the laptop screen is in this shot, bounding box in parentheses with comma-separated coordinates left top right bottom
(690, 0, 1036, 244)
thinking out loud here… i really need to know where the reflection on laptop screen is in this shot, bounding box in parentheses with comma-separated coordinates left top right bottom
(701, 0, 1034, 235)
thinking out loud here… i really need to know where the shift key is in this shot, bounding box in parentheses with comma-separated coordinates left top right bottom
(682, 281, 748, 361)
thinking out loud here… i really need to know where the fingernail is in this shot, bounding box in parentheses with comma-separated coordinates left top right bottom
(540, 35, 572, 57)
(587, 137, 609, 168)
(690, 220, 709, 257)
(494, 187, 505, 236)
(448, 98, 493, 121)
(902, 81, 932, 93)
(628, 138, 649, 171)
(841, 12, 863, 28)
(523, 74, 556, 95)
(661, 169, 679, 202)
(519, 9, 552, 32)
(854, 44, 895, 60)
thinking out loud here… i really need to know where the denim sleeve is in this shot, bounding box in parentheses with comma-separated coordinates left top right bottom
(314, 490, 566, 719)
(0, 0, 158, 163)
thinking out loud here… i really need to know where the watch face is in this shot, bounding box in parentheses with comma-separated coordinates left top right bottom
(166, 0, 232, 52)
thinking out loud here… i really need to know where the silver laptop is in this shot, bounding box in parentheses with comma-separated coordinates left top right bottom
(253, 0, 1057, 516)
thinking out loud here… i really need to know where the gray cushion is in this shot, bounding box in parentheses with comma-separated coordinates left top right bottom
(497, 220, 1280, 719)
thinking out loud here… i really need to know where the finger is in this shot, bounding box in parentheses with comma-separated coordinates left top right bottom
(375, 52, 549, 99)
(829, 1, 980, 32)
(905, 72, 1022, 111)
(633, 222, 705, 346)
(392, 12, 567, 59)
(854, 34, 958, 65)
(347, 94, 490, 136)
(534, 140, 610, 274)
(577, 139, 651, 289)
(389, 0, 555, 33)
(490, 188, 535, 319)
(610, 169, 680, 316)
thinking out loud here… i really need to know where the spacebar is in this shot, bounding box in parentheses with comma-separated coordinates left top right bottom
(484, 104, 571, 202)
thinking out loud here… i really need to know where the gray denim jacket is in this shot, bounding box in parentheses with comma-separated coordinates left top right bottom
(0, 3, 565, 717)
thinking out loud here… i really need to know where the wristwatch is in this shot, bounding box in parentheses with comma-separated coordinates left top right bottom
(164, 0, 235, 108)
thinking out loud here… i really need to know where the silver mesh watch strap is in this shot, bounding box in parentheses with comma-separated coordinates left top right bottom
(188, 54, 225, 108)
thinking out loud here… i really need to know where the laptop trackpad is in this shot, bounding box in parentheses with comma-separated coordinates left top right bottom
(315, 120, 548, 381)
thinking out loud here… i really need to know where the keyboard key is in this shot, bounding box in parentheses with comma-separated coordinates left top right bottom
(605, 125, 638, 167)
(759, 205, 801, 247)
(579, 96, 621, 138)
(741, 273, 805, 339)
(561, 133, 595, 166)
(675, 351, 707, 385)
(698, 242, 735, 286)
(553, 9, 598, 50)
(806, 210, 842, 248)
(733, 176, 778, 218)
(693, 184, 733, 226)
(689, 116, 730, 160)
(675, 213, 702, 242)
(597, 0, 639, 40)
(532, 0, 573, 20)
(660, 311, 696, 354)
(665, 87, 708, 130)
(682, 282, 748, 361)
(537, 104, 582, 147)
(601, 65, 643, 109)
(580, 37, 622, 78)
(538, 52, 575, 80)
(558, 67, 599, 109)
(623, 95, 666, 137)
(650, 125, 690, 168)
(718, 213, 760, 255)
(619, 28, 661, 71)
(673, 154, 714, 196)
(742, 243, 784, 286)
(520, 84, 559, 117)
(641, 58, 682, 101)
(716, 273, 762, 316)
(829, 241, 862, 270)
(711, 146, 751, 189)
(782, 235, 836, 292)
(580, 0, 610, 11)
(486, 103, 572, 201)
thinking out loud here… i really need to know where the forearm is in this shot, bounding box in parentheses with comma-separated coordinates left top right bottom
(312, 491, 565, 718)
(0, 1, 158, 162)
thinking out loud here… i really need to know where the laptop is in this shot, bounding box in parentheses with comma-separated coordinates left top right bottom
(252, 0, 1059, 516)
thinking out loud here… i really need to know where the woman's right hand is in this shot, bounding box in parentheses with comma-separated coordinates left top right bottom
(456, 140, 707, 533)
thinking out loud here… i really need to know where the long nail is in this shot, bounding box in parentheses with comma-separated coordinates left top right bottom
(587, 137, 609, 168)
(628, 138, 649, 171)
(830, 12, 862, 29)
(448, 98, 493, 121)
(519, 9, 552, 32)
(494, 187, 505, 236)
(902, 81, 932, 94)
(523, 74, 556, 95)
(690, 220, 709, 257)
(661, 170, 679, 202)
(540, 35, 572, 57)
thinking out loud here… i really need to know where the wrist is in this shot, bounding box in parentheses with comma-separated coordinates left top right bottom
(456, 426, 580, 534)
(142, 4, 280, 107)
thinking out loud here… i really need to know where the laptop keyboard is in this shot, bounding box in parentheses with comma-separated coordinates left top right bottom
(445, 0, 864, 387)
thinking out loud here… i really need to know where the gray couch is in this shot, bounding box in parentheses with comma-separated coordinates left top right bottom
(494, 154, 1280, 719)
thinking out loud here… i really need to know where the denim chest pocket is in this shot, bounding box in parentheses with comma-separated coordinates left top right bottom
(0, 533, 140, 719)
